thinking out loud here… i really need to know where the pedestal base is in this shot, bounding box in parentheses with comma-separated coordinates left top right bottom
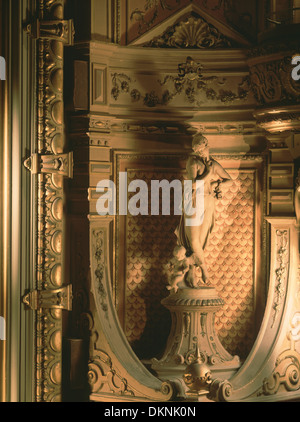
(151, 287, 240, 383)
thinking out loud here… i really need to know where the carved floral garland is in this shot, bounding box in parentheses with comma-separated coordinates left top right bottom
(271, 230, 288, 329)
(111, 71, 250, 108)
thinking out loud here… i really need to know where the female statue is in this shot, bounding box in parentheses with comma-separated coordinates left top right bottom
(174, 133, 232, 286)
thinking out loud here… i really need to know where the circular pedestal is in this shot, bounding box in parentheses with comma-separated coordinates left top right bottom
(151, 287, 240, 382)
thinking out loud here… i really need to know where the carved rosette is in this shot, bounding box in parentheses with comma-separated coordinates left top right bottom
(36, 0, 68, 402)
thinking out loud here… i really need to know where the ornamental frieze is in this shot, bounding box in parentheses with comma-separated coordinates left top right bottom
(111, 65, 251, 109)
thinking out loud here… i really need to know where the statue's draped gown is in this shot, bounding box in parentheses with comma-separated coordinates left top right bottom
(175, 156, 218, 267)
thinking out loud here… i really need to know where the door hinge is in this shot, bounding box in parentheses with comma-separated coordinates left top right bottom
(24, 152, 73, 178)
(26, 19, 75, 46)
(23, 285, 73, 311)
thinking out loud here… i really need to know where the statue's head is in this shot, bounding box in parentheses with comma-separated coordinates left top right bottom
(192, 133, 209, 157)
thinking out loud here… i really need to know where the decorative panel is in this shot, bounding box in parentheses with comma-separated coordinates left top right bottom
(123, 0, 257, 45)
(116, 154, 265, 362)
(91, 63, 107, 109)
(109, 68, 252, 110)
(206, 169, 256, 358)
(124, 168, 182, 359)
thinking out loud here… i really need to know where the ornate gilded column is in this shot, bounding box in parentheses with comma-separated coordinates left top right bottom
(24, 0, 74, 402)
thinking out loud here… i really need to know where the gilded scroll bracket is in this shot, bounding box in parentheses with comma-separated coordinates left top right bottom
(24, 152, 73, 178)
(23, 285, 73, 311)
(26, 19, 75, 46)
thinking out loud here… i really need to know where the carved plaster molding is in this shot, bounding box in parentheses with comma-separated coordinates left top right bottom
(111, 69, 250, 108)
(69, 114, 262, 139)
(206, 218, 300, 402)
(87, 117, 259, 136)
(261, 312, 300, 396)
(34, 0, 74, 403)
(88, 349, 135, 397)
(89, 218, 175, 402)
(130, 0, 182, 35)
(253, 108, 300, 134)
(128, 1, 251, 47)
(271, 230, 289, 328)
(144, 14, 232, 49)
(248, 47, 300, 133)
(248, 56, 300, 107)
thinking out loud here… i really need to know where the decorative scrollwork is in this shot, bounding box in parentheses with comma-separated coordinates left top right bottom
(261, 312, 300, 396)
(262, 351, 300, 395)
(250, 63, 282, 105)
(207, 378, 233, 402)
(249, 56, 300, 107)
(88, 350, 135, 397)
(145, 15, 232, 49)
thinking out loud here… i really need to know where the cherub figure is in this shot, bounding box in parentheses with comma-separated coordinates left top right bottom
(167, 246, 191, 293)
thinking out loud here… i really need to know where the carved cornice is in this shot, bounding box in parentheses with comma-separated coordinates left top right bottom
(69, 115, 260, 137)
(253, 107, 300, 133)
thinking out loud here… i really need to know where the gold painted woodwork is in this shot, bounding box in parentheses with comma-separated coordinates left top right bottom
(124, 0, 257, 46)
(144, 14, 232, 48)
(35, 0, 71, 402)
(248, 30, 300, 134)
(67, 2, 300, 403)
(88, 219, 174, 402)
